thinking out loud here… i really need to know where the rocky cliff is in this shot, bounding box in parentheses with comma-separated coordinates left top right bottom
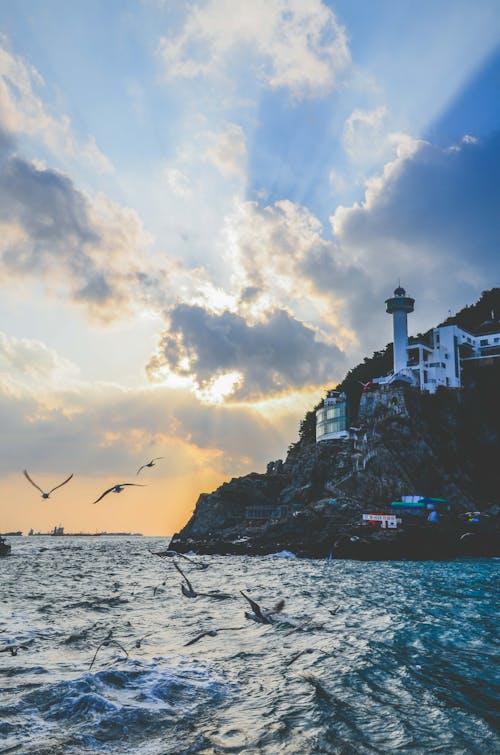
(169, 290, 500, 559)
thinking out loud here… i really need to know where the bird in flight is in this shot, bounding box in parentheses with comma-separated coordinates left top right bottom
(92, 483, 144, 504)
(184, 626, 246, 646)
(240, 591, 285, 624)
(285, 648, 315, 667)
(0, 644, 30, 656)
(136, 457, 163, 475)
(23, 470, 73, 499)
(173, 560, 232, 600)
(134, 632, 156, 649)
(173, 560, 198, 598)
(149, 549, 209, 570)
(89, 638, 129, 670)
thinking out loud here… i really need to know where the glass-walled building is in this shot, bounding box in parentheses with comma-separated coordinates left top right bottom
(316, 390, 349, 442)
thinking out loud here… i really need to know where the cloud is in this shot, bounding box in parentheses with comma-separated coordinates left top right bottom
(218, 198, 359, 352)
(0, 137, 163, 321)
(0, 340, 289, 478)
(204, 122, 247, 179)
(0, 37, 112, 173)
(222, 198, 328, 310)
(343, 106, 389, 162)
(0, 331, 80, 393)
(160, 0, 350, 98)
(164, 166, 192, 198)
(332, 132, 500, 285)
(147, 303, 345, 400)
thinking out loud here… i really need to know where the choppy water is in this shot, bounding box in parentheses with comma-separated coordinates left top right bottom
(0, 538, 498, 754)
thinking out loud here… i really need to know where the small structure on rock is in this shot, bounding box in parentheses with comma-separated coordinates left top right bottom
(390, 496, 451, 519)
(362, 513, 399, 529)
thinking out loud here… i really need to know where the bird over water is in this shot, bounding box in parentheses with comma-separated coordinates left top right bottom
(23, 470, 73, 499)
(92, 483, 144, 504)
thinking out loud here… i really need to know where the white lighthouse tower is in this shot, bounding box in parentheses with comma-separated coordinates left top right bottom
(385, 285, 414, 375)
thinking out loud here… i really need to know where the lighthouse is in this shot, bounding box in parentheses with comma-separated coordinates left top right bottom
(385, 286, 414, 375)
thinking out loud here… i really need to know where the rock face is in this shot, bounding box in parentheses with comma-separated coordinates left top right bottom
(170, 364, 500, 559)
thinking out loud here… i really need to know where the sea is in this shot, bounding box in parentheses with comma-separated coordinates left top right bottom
(0, 537, 498, 754)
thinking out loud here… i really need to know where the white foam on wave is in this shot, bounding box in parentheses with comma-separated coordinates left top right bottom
(15, 656, 229, 748)
(267, 551, 297, 559)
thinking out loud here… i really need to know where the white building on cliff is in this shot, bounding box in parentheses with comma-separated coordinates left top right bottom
(374, 286, 500, 392)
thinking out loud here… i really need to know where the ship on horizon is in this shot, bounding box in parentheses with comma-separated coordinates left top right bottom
(27, 526, 143, 537)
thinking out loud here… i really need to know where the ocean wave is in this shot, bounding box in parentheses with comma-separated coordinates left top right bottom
(1, 539, 498, 754)
(9, 658, 227, 750)
(266, 550, 297, 559)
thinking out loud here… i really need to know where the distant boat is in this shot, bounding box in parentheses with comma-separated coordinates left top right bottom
(27, 526, 143, 537)
(0, 536, 11, 556)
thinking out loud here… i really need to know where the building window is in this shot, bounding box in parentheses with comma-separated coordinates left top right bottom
(480, 339, 488, 346)
(316, 401, 348, 441)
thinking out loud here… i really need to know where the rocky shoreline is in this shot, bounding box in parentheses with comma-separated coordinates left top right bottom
(169, 507, 500, 560)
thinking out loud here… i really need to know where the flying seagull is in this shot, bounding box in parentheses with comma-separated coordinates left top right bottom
(89, 639, 129, 671)
(92, 483, 144, 504)
(173, 560, 232, 600)
(137, 457, 164, 475)
(174, 560, 197, 598)
(134, 632, 156, 649)
(285, 648, 315, 667)
(23, 470, 73, 499)
(184, 627, 246, 646)
(0, 644, 30, 656)
(285, 642, 333, 667)
(149, 549, 209, 570)
(240, 591, 285, 624)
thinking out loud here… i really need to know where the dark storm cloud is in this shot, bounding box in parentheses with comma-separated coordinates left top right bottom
(337, 133, 500, 269)
(0, 152, 100, 290)
(0, 157, 98, 251)
(0, 139, 157, 318)
(147, 304, 345, 399)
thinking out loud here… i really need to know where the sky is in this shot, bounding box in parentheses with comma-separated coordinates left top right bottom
(0, 0, 499, 536)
